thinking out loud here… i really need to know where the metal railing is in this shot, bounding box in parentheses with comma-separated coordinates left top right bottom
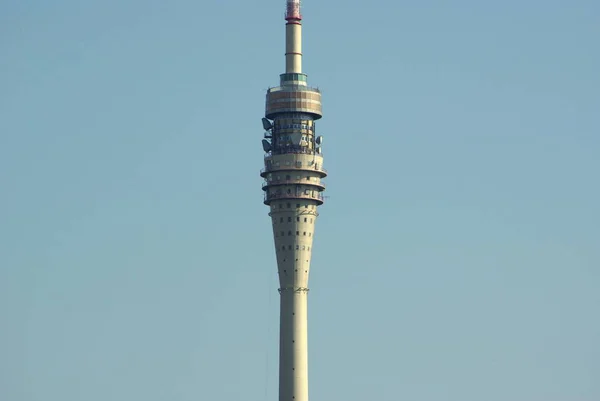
(264, 191, 324, 203)
(260, 164, 327, 176)
(267, 85, 321, 94)
(264, 146, 316, 157)
(262, 178, 326, 190)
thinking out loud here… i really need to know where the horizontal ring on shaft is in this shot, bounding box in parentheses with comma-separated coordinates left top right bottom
(278, 287, 309, 293)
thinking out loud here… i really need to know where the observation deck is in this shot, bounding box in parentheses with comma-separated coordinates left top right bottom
(265, 85, 322, 120)
(262, 178, 325, 191)
(260, 163, 327, 179)
(263, 190, 324, 205)
(260, 151, 327, 178)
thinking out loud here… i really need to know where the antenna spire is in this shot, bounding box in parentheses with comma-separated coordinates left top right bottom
(284, 0, 302, 73)
(285, 0, 302, 21)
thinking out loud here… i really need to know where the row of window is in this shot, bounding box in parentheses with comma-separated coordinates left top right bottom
(267, 160, 322, 169)
(280, 245, 311, 251)
(273, 188, 317, 196)
(279, 269, 309, 275)
(268, 174, 318, 182)
(270, 146, 316, 156)
(276, 160, 302, 167)
(276, 231, 312, 237)
(275, 134, 312, 143)
(279, 73, 308, 83)
(274, 202, 317, 209)
(276, 124, 312, 132)
(275, 216, 314, 224)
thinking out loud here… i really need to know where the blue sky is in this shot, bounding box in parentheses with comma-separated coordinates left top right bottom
(1, 1, 598, 400)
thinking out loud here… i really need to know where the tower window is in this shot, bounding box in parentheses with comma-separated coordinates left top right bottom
(288, 217, 292, 222)
(296, 217, 300, 222)
(288, 245, 292, 250)
(288, 231, 292, 236)
(296, 231, 299, 236)
(304, 218, 307, 222)
(303, 232, 306, 236)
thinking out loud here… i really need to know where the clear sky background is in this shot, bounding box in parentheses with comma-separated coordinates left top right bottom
(1, 1, 599, 400)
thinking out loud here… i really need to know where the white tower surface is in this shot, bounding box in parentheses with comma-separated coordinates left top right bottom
(260, 1, 325, 401)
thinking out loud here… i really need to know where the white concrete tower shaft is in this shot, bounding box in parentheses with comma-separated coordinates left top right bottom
(261, 2, 325, 401)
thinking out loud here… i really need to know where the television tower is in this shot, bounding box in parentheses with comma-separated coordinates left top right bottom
(260, 1, 325, 401)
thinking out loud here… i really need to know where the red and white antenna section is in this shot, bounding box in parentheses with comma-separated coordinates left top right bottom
(285, 0, 302, 21)
(284, 0, 302, 73)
